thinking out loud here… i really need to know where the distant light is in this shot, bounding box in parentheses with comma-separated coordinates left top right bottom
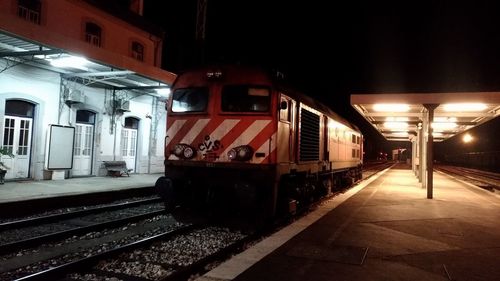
(373, 104, 410, 112)
(462, 133, 473, 143)
(50, 56, 89, 70)
(443, 103, 487, 112)
(156, 88, 171, 97)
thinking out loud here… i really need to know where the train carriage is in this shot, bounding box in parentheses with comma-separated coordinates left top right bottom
(156, 65, 363, 221)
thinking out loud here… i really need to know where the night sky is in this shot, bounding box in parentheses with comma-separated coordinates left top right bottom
(143, 1, 500, 158)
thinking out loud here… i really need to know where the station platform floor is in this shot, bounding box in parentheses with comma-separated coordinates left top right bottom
(197, 164, 500, 281)
(0, 173, 161, 203)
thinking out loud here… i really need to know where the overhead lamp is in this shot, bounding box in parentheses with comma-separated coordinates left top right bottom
(443, 103, 487, 112)
(384, 122, 409, 129)
(50, 55, 89, 71)
(156, 88, 171, 98)
(383, 117, 409, 129)
(373, 104, 410, 112)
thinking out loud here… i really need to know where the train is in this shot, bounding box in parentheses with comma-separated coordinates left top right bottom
(155, 65, 363, 222)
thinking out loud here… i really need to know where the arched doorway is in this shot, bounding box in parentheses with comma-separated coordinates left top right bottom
(2, 100, 34, 179)
(72, 110, 95, 176)
(121, 117, 139, 173)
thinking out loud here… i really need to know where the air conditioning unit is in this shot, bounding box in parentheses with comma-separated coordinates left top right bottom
(65, 89, 86, 105)
(114, 99, 130, 112)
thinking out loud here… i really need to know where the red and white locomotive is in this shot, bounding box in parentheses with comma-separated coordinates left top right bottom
(156, 65, 363, 220)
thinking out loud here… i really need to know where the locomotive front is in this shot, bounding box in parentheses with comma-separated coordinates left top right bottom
(156, 67, 279, 216)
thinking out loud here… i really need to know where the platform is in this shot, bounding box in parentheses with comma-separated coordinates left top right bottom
(0, 173, 161, 204)
(198, 164, 500, 281)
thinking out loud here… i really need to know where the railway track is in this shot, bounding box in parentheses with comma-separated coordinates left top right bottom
(435, 165, 500, 192)
(1, 165, 392, 281)
(0, 197, 165, 253)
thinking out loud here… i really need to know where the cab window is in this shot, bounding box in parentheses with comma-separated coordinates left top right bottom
(172, 87, 208, 113)
(221, 85, 270, 112)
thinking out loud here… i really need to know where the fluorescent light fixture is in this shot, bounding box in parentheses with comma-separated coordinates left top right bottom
(443, 103, 487, 112)
(155, 88, 171, 97)
(384, 122, 409, 129)
(391, 132, 409, 136)
(383, 117, 409, 129)
(373, 104, 410, 112)
(50, 56, 89, 70)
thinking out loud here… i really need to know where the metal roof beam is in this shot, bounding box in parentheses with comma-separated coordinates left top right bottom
(365, 112, 495, 118)
(0, 49, 63, 58)
(62, 70, 135, 78)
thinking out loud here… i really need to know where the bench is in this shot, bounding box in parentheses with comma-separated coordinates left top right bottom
(103, 161, 132, 177)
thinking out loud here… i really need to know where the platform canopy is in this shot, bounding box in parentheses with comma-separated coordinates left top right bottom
(0, 32, 175, 97)
(351, 92, 500, 142)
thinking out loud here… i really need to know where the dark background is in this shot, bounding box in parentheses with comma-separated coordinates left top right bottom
(142, 1, 500, 160)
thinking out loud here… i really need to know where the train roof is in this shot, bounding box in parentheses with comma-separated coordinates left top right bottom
(174, 64, 361, 133)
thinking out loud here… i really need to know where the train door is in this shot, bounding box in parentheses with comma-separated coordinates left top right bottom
(277, 94, 295, 163)
(72, 110, 95, 176)
(2, 100, 34, 179)
(121, 117, 138, 173)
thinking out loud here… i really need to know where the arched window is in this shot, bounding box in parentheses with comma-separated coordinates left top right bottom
(17, 0, 41, 24)
(5, 100, 34, 117)
(131, 41, 144, 61)
(85, 22, 102, 47)
(76, 110, 95, 124)
(124, 117, 139, 129)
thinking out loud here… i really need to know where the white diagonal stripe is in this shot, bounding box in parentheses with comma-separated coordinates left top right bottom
(210, 119, 240, 141)
(180, 119, 210, 144)
(254, 132, 277, 163)
(165, 119, 187, 147)
(219, 119, 271, 161)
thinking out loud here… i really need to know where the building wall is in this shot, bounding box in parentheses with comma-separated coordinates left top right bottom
(0, 0, 171, 180)
(0, 59, 166, 180)
(0, 0, 165, 68)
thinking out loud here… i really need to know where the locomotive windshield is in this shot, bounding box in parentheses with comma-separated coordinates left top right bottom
(172, 87, 208, 112)
(221, 85, 270, 112)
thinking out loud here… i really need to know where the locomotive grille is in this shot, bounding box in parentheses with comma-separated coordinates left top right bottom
(299, 108, 320, 161)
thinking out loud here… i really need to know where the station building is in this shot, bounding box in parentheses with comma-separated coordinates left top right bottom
(0, 0, 176, 181)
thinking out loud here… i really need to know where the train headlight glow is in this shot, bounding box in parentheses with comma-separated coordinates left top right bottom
(172, 144, 196, 159)
(183, 146, 195, 159)
(228, 149, 237, 160)
(173, 144, 185, 157)
(227, 145, 254, 161)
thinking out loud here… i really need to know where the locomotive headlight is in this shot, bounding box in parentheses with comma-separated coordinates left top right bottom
(227, 145, 254, 161)
(183, 146, 195, 159)
(173, 144, 184, 157)
(173, 143, 196, 159)
(228, 149, 237, 160)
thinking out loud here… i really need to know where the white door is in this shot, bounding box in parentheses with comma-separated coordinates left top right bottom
(2, 116, 32, 179)
(72, 123, 93, 176)
(121, 128, 137, 173)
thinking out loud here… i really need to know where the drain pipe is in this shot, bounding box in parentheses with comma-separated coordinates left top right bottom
(112, 88, 117, 161)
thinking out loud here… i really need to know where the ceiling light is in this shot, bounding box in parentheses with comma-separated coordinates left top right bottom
(156, 88, 171, 97)
(373, 104, 410, 112)
(50, 56, 89, 70)
(443, 103, 487, 112)
(384, 122, 409, 129)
